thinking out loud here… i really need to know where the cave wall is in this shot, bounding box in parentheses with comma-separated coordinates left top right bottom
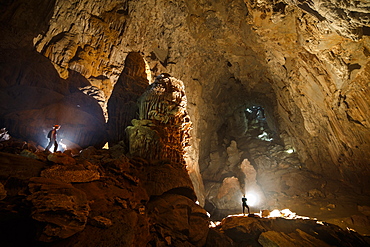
(1, 0, 369, 218)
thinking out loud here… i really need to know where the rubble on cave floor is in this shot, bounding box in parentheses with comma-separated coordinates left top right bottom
(0, 139, 369, 246)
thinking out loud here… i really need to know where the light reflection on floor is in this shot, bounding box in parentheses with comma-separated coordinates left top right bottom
(209, 208, 313, 228)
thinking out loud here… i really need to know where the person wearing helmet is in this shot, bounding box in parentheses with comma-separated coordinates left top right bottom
(45, 125, 60, 152)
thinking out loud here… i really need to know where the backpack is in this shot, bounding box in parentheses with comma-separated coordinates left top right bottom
(47, 130, 52, 138)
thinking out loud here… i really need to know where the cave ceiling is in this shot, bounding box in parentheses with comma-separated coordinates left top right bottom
(0, 0, 370, 222)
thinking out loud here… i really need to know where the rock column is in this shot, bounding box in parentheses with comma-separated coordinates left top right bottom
(126, 74, 191, 165)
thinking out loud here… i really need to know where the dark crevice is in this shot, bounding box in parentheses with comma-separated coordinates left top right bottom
(346, 113, 365, 127)
(297, 3, 326, 21)
(348, 63, 361, 73)
(362, 26, 370, 36)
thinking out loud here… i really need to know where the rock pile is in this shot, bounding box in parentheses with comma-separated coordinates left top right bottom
(0, 144, 207, 246)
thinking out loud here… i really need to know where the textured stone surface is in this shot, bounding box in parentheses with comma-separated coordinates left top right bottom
(216, 215, 369, 247)
(47, 152, 77, 166)
(0, 0, 370, 239)
(147, 193, 209, 247)
(126, 74, 191, 165)
(27, 177, 90, 242)
(41, 163, 100, 183)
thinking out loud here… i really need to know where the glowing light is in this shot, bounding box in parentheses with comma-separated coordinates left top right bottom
(257, 131, 273, 142)
(103, 142, 109, 149)
(265, 209, 310, 220)
(245, 192, 259, 206)
(269, 209, 282, 217)
(60, 141, 67, 150)
(285, 148, 294, 154)
(209, 221, 221, 227)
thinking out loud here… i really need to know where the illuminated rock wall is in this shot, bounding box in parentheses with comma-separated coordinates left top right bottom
(126, 74, 191, 165)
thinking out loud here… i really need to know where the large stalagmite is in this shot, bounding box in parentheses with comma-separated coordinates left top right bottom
(107, 52, 149, 148)
(126, 74, 191, 165)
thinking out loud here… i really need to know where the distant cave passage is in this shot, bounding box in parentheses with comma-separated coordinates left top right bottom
(245, 105, 273, 142)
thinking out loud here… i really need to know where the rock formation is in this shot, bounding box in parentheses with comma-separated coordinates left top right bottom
(210, 214, 369, 247)
(107, 51, 149, 148)
(126, 74, 191, 165)
(0, 0, 370, 244)
(1, 142, 369, 246)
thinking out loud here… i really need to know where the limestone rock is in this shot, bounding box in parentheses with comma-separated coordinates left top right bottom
(141, 162, 195, 199)
(205, 228, 234, 247)
(107, 52, 149, 147)
(89, 216, 113, 229)
(127, 74, 192, 165)
(20, 149, 46, 162)
(47, 152, 77, 165)
(147, 193, 209, 247)
(0, 152, 45, 181)
(27, 177, 90, 242)
(258, 229, 331, 247)
(41, 163, 100, 183)
(216, 216, 369, 247)
(1, 0, 370, 241)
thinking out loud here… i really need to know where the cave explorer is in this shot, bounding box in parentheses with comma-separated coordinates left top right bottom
(45, 125, 60, 153)
(242, 195, 250, 215)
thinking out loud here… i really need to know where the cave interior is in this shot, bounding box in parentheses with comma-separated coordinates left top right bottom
(0, 0, 370, 246)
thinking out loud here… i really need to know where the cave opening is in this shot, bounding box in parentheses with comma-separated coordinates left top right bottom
(203, 102, 304, 220)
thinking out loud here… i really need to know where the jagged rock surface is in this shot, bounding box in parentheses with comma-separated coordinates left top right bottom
(0, 145, 208, 246)
(27, 177, 91, 242)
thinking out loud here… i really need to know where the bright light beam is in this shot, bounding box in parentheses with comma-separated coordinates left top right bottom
(245, 192, 258, 206)
(60, 141, 67, 151)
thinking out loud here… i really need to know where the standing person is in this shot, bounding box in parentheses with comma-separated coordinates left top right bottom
(242, 195, 250, 215)
(45, 125, 60, 153)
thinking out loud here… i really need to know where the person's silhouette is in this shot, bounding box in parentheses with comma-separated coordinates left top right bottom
(45, 125, 60, 152)
(242, 195, 250, 215)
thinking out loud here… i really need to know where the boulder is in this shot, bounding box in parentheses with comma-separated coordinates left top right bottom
(0, 152, 45, 181)
(40, 163, 100, 183)
(141, 162, 195, 199)
(47, 152, 76, 165)
(27, 177, 90, 242)
(147, 193, 209, 247)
